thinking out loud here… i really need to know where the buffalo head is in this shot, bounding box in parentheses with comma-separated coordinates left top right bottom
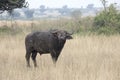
(51, 29, 73, 40)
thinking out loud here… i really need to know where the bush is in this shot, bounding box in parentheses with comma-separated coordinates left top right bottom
(95, 27, 116, 35)
(94, 4, 120, 28)
(0, 25, 22, 35)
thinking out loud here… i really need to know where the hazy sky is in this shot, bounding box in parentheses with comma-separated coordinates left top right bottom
(26, 0, 120, 8)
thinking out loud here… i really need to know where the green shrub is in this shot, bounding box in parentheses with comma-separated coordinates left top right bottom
(0, 25, 22, 35)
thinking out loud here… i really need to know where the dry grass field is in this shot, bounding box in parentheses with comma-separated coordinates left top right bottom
(0, 33, 120, 80)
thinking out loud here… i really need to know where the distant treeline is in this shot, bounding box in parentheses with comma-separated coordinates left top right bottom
(0, 4, 100, 20)
(0, 4, 120, 35)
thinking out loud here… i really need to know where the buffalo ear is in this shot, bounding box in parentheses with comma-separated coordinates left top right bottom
(51, 31, 58, 37)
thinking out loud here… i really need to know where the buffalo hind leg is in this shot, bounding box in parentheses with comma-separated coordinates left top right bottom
(31, 51, 37, 67)
(25, 51, 31, 67)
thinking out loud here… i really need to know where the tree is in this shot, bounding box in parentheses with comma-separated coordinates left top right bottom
(100, 0, 107, 12)
(24, 9, 34, 19)
(59, 5, 69, 15)
(87, 4, 94, 9)
(0, 0, 28, 13)
(12, 10, 21, 19)
(94, 4, 120, 28)
(100, 0, 108, 26)
(39, 5, 46, 12)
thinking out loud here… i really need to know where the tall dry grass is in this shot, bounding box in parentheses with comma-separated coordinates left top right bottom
(0, 34, 120, 80)
(0, 19, 76, 33)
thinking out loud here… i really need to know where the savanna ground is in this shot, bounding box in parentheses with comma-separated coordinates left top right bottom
(0, 20, 120, 80)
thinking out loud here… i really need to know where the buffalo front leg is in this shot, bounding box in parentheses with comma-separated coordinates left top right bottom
(50, 50, 58, 64)
(25, 51, 31, 67)
(31, 51, 37, 67)
(55, 51, 60, 62)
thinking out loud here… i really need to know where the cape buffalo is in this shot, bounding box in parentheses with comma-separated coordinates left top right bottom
(25, 29, 73, 67)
